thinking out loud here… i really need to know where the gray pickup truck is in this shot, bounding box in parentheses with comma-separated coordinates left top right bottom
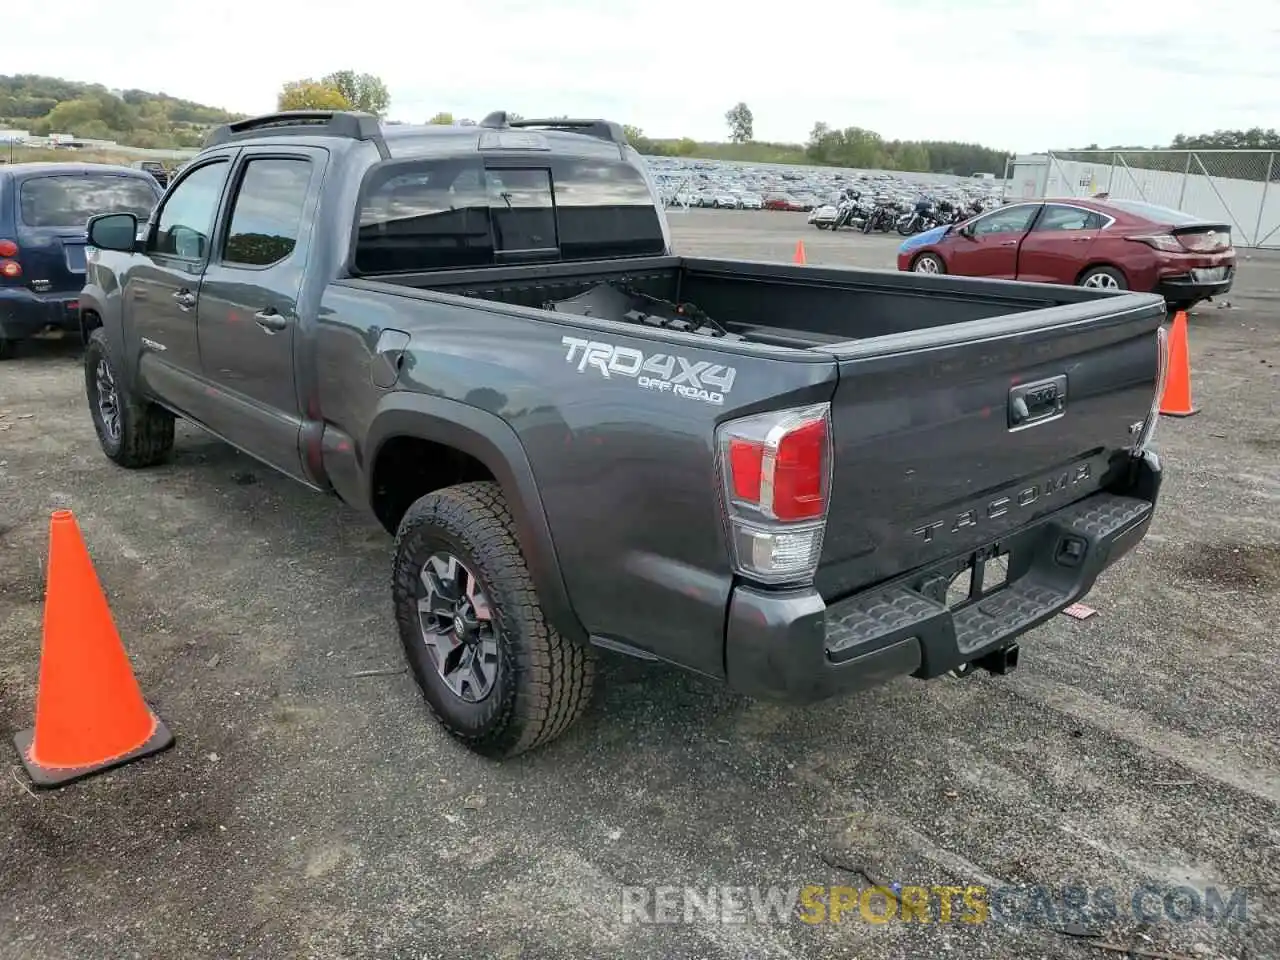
(79, 110, 1169, 757)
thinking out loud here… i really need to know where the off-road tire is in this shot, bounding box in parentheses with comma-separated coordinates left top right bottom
(0, 338, 16, 360)
(392, 481, 597, 758)
(84, 328, 175, 467)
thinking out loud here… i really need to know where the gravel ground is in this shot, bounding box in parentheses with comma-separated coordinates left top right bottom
(1, 209, 1277, 960)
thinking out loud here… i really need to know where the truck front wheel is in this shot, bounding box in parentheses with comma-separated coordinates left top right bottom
(84, 328, 175, 467)
(392, 481, 597, 758)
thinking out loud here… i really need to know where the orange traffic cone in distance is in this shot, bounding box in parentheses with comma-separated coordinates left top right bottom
(794, 240, 807, 265)
(1159, 310, 1198, 417)
(13, 510, 173, 788)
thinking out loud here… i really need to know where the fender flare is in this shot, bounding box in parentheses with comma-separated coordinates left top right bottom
(364, 393, 587, 645)
(77, 286, 130, 373)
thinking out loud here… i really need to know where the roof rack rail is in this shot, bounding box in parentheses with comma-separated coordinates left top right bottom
(477, 111, 628, 147)
(204, 110, 386, 154)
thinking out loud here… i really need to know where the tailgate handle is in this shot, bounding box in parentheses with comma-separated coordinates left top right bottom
(1009, 375, 1067, 430)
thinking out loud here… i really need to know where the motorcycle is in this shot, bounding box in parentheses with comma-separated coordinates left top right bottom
(830, 193, 870, 231)
(862, 198, 905, 234)
(897, 197, 940, 236)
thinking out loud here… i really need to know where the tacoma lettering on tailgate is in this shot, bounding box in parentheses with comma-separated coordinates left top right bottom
(912, 462, 1093, 542)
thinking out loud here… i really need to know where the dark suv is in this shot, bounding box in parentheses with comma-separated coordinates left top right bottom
(0, 163, 161, 358)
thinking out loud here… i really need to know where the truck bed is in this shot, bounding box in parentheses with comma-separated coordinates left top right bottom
(338, 253, 1165, 670)
(373, 256, 1102, 351)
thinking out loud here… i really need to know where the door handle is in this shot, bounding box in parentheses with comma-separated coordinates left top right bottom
(1000, 240, 1018, 246)
(172, 289, 196, 309)
(253, 309, 290, 332)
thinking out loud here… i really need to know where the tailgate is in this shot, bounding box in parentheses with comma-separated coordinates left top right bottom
(12, 225, 88, 293)
(815, 294, 1165, 600)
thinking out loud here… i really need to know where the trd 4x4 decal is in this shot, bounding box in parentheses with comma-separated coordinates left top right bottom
(561, 336, 737, 406)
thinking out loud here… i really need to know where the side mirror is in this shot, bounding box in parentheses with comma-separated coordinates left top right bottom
(87, 213, 140, 253)
(959, 223, 976, 239)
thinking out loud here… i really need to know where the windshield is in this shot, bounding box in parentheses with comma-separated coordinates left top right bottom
(19, 174, 158, 228)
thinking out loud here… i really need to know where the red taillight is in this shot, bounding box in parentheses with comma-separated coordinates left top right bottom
(717, 403, 832, 584)
(724, 410, 829, 521)
(729, 439, 764, 502)
(0, 239, 17, 258)
(1128, 234, 1183, 253)
(771, 419, 828, 520)
(0, 260, 21, 279)
(1132, 326, 1170, 454)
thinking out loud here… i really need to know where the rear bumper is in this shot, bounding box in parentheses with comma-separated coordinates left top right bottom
(1154, 271, 1234, 304)
(724, 450, 1162, 703)
(0, 288, 82, 340)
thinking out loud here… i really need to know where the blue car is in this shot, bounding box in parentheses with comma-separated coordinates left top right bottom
(0, 163, 162, 359)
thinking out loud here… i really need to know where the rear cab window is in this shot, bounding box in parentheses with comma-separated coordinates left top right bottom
(19, 174, 158, 228)
(354, 155, 666, 274)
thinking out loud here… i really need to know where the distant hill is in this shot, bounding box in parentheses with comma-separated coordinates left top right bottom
(0, 74, 245, 149)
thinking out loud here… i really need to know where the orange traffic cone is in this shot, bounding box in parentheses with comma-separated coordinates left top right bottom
(794, 240, 807, 265)
(1159, 310, 1198, 417)
(12, 510, 173, 788)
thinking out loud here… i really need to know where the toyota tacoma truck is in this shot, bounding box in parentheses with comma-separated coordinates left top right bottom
(78, 110, 1169, 758)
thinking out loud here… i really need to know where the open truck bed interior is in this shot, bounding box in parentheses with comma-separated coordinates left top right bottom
(368, 256, 1109, 350)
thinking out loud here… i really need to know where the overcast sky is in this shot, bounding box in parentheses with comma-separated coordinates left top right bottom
(12, 0, 1280, 151)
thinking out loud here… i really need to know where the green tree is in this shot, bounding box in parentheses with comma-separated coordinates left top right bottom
(277, 80, 351, 112)
(321, 70, 390, 117)
(725, 102, 753, 143)
(427, 112, 454, 125)
(41, 98, 105, 134)
(1171, 127, 1280, 149)
(75, 119, 114, 140)
(0, 73, 245, 151)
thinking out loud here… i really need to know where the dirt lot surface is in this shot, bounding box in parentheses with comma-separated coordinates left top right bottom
(1, 209, 1277, 960)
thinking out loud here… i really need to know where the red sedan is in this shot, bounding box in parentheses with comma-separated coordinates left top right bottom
(896, 197, 1235, 310)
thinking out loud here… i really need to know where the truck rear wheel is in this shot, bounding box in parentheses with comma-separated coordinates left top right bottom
(392, 481, 597, 758)
(84, 328, 175, 467)
(0, 338, 16, 361)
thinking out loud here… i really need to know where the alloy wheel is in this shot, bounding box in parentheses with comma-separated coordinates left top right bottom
(95, 358, 121, 443)
(415, 552, 499, 703)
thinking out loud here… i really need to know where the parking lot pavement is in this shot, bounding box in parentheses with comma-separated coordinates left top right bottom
(0, 210, 1277, 960)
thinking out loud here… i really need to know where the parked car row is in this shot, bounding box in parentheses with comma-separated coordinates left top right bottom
(646, 155, 1005, 215)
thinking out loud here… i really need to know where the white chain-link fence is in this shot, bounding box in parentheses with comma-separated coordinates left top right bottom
(1005, 150, 1279, 249)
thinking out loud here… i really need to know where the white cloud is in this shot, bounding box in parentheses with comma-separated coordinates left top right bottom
(10, 0, 1280, 150)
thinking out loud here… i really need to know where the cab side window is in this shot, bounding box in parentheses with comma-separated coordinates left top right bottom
(222, 158, 312, 267)
(148, 160, 229, 260)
